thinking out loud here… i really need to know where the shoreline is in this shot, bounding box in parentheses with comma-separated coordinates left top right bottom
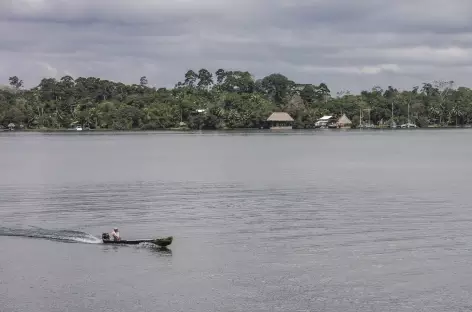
(1, 126, 471, 134)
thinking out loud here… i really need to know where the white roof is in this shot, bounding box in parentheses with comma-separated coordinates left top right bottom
(319, 115, 333, 120)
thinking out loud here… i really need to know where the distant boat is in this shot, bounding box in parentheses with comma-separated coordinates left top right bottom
(75, 126, 83, 131)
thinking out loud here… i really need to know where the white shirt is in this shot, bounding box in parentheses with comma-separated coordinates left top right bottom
(111, 231, 120, 240)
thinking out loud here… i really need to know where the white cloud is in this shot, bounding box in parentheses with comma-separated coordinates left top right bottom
(37, 62, 59, 78)
(360, 64, 400, 75)
(329, 46, 472, 65)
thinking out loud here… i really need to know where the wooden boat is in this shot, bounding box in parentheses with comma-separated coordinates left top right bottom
(101, 233, 173, 247)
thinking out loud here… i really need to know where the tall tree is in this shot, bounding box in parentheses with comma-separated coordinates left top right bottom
(197, 69, 213, 90)
(260, 73, 295, 106)
(184, 70, 198, 88)
(140, 76, 148, 87)
(9, 76, 23, 89)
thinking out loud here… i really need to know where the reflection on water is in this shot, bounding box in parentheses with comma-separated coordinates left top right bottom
(100, 244, 172, 256)
(148, 246, 172, 255)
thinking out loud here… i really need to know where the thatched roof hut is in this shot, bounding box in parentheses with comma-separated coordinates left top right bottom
(267, 112, 294, 129)
(337, 114, 352, 127)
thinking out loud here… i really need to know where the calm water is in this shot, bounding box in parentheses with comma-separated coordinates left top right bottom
(2, 130, 472, 311)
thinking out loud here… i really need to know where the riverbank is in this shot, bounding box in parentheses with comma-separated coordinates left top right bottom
(2, 125, 472, 134)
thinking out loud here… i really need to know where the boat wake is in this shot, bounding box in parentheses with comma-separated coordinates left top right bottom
(0, 226, 102, 244)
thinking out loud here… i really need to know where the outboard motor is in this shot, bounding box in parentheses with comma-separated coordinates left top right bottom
(102, 233, 110, 240)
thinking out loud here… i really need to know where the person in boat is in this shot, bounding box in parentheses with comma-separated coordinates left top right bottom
(110, 227, 121, 241)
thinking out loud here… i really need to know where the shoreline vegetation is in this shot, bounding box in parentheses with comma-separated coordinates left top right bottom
(3, 127, 472, 134)
(0, 71, 469, 131)
(4, 128, 470, 135)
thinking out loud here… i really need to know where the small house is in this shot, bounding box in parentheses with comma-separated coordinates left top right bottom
(267, 112, 294, 129)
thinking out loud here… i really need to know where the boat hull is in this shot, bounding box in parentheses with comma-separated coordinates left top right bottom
(102, 236, 173, 247)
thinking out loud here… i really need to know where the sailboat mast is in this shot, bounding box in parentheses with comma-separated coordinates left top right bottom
(359, 107, 362, 129)
(391, 100, 393, 126)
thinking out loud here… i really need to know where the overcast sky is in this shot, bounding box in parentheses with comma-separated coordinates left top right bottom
(1, 0, 472, 93)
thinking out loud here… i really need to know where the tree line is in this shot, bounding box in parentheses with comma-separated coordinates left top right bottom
(0, 69, 469, 130)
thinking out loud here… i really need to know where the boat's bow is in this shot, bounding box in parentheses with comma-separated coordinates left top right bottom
(152, 236, 173, 247)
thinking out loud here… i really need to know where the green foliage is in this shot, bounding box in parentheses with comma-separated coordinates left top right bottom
(0, 72, 470, 130)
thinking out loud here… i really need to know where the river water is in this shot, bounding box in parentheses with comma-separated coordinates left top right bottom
(1, 129, 472, 311)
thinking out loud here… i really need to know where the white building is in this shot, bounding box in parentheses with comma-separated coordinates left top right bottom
(315, 115, 336, 128)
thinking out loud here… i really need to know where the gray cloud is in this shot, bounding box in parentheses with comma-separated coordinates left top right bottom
(1, 0, 472, 93)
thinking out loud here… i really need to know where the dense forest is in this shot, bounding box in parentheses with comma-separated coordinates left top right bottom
(0, 69, 469, 130)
